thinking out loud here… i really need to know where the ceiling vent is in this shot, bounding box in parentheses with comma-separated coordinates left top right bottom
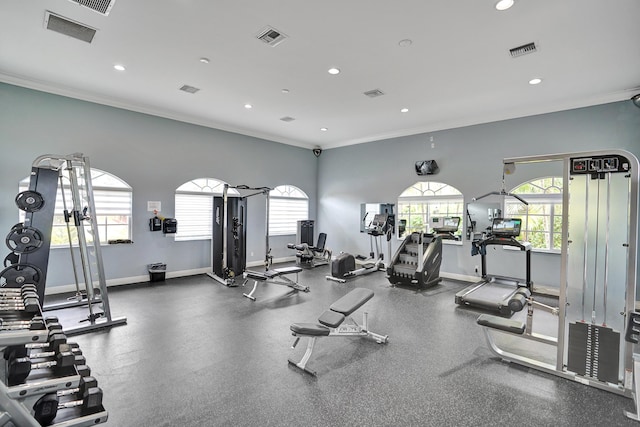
(256, 26, 287, 47)
(44, 11, 97, 43)
(364, 89, 385, 98)
(280, 116, 296, 122)
(509, 42, 537, 58)
(179, 85, 200, 94)
(68, 0, 116, 16)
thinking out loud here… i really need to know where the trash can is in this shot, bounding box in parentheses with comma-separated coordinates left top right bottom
(148, 263, 166, 282)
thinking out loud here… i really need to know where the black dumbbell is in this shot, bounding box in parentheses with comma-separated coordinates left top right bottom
(0, 291, 38, 303)
(3, 332, 68, 361)
(0, 295, 39, 313)
(33, 385, 104, 426)
(8, 350, 82, 385)
(5, 342, 82, 364)
(0, 316, 46, 330)
(0, 284, 37, 296)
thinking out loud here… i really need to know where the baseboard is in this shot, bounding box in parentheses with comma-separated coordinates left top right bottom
(44, 267, 211, 296)
(440, 271, 478, 283)
(43, 260, 297, 296)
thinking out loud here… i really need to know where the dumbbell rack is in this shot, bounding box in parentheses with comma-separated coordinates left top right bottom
(0, 307, 109, 426)
(1, 153, 126, 335)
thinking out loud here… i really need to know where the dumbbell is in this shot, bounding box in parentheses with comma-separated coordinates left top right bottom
(0, 290, 38, 303)
(4, 332, 68, 360)
(0, 294, 39, 313)
(8, 350, 85, 385)
(0, 316, 46, 330)
(5, 341, 82, 363)
(33, 384, 104, 426)
(0, 284, 37, 296)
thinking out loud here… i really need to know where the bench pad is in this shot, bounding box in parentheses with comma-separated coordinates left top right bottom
(329, 288, 374, 316)
(318, 310, 346, 328)
(477, 314, 525, 334)
(273, 266, 303, 275)
(290, 323, 331, 336)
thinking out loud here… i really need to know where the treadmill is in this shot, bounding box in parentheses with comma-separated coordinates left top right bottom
(455, 218, 531, 316)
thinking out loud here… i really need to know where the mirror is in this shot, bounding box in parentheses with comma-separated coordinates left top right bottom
(466, 202, 501, 241)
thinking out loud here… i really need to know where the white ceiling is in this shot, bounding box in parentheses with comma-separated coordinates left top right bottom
(1, 0, 639, 150)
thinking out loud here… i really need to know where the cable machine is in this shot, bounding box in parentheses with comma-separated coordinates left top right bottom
(476, 149, 638, 399)
(1, 153, 127, 335)
(207, 184, 272, 286)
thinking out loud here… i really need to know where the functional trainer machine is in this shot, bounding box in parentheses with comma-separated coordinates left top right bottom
(475, 150, 639, 401)
(455, 218, 532, 316)
(207, 184, 272, 286)
(326, 213, 392, 283)
(0, 153, 126, 335)
(288, 287, 389, 375)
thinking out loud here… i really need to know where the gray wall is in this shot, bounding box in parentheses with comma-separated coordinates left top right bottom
(0, 83, 318, 289)
(317, 101, 640, 288)
(2, 82, 639, 292)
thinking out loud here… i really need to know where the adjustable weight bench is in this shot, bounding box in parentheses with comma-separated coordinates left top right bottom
(288, 287, 389, 375)
(242, 266, 308, 301)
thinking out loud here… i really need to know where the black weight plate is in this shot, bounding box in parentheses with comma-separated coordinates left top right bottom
(6, 226, 44, 254)
(3, 253, 19, 268)
(0, 263, 42, 287)
(15, 190, 45, 212)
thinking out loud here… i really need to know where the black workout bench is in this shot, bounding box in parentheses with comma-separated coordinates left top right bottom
(242, 266, 308, 301)
(288, 287, 389, 375)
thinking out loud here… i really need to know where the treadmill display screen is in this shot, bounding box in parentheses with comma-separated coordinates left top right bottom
(432, 217, 461, 233)
(491, 218, 521, 237)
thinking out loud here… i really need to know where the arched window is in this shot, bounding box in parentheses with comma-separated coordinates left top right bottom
(19, 169, 132, 246)
(269, 185, 309, 236)
(174, 178, 239, 241)
(397, 181, 463, 239)
(505, 176, 563, 252)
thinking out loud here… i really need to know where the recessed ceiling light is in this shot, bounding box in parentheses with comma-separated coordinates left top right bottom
(400, 108, 409, 113)
(199, 57, 210, 64)
(328, 68, 340, 75)
(398, 39, 412, 47)
(113, 64, 125, 71)
(281, 89, 290, 94)
(244, 104, 253, 109)
(320, 127, 328, 131)
(495, 0, 514, 10)
(529, 78, 542, 85)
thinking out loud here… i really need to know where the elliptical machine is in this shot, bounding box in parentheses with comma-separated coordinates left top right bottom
(326, 213, 392, 283)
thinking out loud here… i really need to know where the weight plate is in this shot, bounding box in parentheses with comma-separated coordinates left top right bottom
(3, 253, 19, 268)
(0, 263, 42, 287)
(6, 225, 44, 254)
(15, 190, 45, 212)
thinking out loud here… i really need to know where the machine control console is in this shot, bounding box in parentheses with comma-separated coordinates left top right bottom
(571, 154, 630, 175)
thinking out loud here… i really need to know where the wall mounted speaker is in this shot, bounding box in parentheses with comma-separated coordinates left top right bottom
(415, 160, 439, 176)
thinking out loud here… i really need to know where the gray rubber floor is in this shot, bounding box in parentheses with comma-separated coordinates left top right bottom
(48, 264, 638, 426)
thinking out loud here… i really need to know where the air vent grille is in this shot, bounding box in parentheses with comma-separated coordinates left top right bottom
(44, 12, 97, 43)
(280, 116, 296, 122)
(364, 89, 385, 98)
(68, 0, 116, 15)
(179, 85, 200, 94)
(510, 42, 537, 58)
(256, 26, 287, 47)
